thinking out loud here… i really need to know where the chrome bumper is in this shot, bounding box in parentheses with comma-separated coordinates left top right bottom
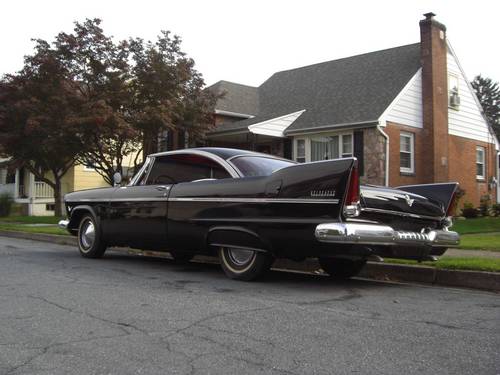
(315, 223, 460, 247)
(58, 220, 69, 230)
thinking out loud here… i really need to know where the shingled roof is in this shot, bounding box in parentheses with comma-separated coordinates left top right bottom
(209, 43, 421, 135)
(208, 80, 259, 116)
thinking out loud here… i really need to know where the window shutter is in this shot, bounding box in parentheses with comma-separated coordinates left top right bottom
(354, 130, 364, 176)
(283, 139, 292, 159)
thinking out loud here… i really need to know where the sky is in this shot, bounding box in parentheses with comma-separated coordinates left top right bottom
(1, 0, 499, 87)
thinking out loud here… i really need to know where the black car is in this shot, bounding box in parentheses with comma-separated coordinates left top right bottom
(59, 147, 460, 281)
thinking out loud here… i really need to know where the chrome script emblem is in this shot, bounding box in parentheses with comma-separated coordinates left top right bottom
(404, 194, 415, 207)
(310, 190, 336, 197)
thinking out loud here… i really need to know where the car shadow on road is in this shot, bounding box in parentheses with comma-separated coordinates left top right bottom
(98, 250, 397, 291)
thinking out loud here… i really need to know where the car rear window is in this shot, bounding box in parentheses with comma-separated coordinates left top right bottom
(231, 156, 295, 177)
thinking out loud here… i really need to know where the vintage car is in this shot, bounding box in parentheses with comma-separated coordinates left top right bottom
(59, 147, 460, 281)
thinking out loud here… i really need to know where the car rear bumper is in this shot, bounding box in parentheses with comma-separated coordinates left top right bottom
(315, 223, 459, 248)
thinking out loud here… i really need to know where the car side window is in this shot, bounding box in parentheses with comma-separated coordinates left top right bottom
(145, 154, 231, 185)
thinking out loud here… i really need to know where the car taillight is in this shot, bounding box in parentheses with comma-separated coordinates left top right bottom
(343, 164, 360, 217)
(345, 165, 360, 205)
(446, 190, 458, 217)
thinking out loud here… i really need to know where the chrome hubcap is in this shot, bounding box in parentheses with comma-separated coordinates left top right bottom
(80, 220, 95, 250)
(227, 247, 255, 266)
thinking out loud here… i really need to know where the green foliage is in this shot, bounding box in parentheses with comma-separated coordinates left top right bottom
(461, 202, 478, 219)
(0, 193, 13, 217)
(471, 75, 500, 139)
(479, 194, 491, 217)
(492, 204, 500, 217)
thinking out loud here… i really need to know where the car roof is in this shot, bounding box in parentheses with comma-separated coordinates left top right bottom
(149, 147, 275, 161)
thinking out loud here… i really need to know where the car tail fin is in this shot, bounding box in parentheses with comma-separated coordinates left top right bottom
(397, 182, 459, 217)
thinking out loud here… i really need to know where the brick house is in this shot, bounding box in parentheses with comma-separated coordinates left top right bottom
(205, 13, 499, 207)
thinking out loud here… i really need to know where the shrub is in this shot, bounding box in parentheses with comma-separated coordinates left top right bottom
(461, 202, 478, 219)
(0, 193, 13, 217)
(492, 203, 500, 217)
(479, 194, 491, 217)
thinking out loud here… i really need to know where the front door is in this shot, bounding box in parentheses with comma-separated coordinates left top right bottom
(106, 184, 171, 249)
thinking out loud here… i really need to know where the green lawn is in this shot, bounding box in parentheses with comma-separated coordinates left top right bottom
(0, 216, 63, 224)
(459, 233, 500, 251)
(0, 223, 68, 236)
(386, 257, 500, 273)
(452, 217, 500, 235)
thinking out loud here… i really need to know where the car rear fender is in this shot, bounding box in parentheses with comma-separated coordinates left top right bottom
(206, 226, 272, 254)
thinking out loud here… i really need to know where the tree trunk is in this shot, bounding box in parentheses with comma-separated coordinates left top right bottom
(142, 129, 159, 156)
(53, 179, 64, 217)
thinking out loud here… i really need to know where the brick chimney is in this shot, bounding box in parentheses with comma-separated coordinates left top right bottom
(420, 12, 449, 182)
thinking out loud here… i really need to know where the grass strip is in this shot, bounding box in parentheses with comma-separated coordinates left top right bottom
(452, 217, 500, 235)
(0, 216, 63, 224)
(385, 257, 500, 273)
(0, 223, 68, 236)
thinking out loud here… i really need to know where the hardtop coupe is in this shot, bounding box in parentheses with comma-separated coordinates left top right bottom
(60, 147, 460, 281)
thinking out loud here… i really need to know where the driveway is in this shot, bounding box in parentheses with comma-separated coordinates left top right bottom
(0, 236, 499, 375)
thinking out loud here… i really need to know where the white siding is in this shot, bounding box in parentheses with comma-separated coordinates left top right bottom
(384, 69, 423, 128)
(447, 51, 495, 144)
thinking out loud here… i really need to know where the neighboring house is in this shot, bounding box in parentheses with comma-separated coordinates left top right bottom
(0, 162, 109, 216)
(206, 13, 499, 206)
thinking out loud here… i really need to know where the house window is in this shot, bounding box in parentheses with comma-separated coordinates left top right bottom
(310, 133, 353, 161)
(476, 146, 485, 180)
(448, 73, 460, 109)
(400, 132, 415, 173)
(295, 139, 306, 163)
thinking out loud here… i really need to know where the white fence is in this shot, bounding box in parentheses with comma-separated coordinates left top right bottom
(34, 182, 54, 198)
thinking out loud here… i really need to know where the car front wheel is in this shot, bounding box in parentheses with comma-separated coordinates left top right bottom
(78, 214, 107, 258)
(218, 247, 273, 281)
(318, 257, 366, 280)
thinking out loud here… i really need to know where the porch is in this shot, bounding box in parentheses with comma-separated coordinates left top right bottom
(0, 166, 55, 216)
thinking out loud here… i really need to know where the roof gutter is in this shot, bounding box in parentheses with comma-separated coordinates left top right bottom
(284, 120, 378, 136)
(214, 109, 255, 119)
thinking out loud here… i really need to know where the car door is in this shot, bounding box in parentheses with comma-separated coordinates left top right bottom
(106, 157, 171, 249)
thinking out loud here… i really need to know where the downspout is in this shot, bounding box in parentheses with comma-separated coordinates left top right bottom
(497, 151, 500, 204)
(377, 124, 390, 187)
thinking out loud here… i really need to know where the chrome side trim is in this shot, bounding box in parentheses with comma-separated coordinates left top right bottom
(360, 207, 442, 221)
(315, 223, 460, 247)
(170, 197, 339, 204)
(65, 197, 340, 204)
(58, 220, 69, 229)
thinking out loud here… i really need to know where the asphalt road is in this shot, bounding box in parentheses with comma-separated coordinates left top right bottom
(0, 237, 499, 375)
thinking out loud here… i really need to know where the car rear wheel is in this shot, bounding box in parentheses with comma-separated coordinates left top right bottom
(218, 247, 274, 281)
(78, 214, 107, 258)
(318, 257, 366, 280)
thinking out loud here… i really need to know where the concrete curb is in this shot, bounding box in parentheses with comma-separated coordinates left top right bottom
(1, 230, 498, 292)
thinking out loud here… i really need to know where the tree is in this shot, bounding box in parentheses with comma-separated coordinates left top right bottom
(53, 19, 141, 185)
(471, 75, 500, 139)
(0, 42, 89, 216)
(128, 31, 219, 156)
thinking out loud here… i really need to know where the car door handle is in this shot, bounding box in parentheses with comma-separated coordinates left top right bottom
(156, 185, 170, 191)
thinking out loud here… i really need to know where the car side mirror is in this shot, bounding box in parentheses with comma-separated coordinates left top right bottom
(113, 172, 122, 186)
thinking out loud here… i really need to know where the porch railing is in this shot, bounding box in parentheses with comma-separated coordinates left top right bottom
(34, 182, 54, 198)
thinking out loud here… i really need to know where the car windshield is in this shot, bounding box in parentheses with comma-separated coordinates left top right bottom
(230, 156, 296, 177)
